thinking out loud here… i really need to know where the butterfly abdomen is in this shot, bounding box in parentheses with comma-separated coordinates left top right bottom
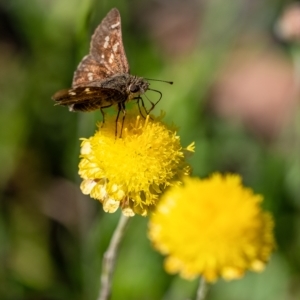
(68, 102, 102, 112)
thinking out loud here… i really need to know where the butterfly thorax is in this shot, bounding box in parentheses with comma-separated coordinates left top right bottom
(97, 74, 149, 101)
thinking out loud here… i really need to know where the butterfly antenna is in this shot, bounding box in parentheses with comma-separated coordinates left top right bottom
(145, 78, 173, 85)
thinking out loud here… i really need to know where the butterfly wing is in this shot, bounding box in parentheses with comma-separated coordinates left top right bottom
(52, 86, 125, 112)
(72, 8, 129, 88)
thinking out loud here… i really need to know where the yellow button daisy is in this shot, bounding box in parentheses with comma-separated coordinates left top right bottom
(148, 173, 275, 282)
(78, 111, 194, 216)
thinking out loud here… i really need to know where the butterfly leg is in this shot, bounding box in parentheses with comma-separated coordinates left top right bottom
(136, 97, 147, 119)
(119, 102, 126, 138)
(146, 88, 163, 112)
(100, 104, 113, 127)
(100, 108, 106, 127)
(115, 102, 126, 138)
(115, 104, 121, 138)
(136, 97, 155, 120)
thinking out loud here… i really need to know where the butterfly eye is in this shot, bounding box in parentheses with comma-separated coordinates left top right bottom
(130, 84, 140, 93)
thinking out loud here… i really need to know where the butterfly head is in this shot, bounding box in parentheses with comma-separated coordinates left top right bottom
(127, 76, 149, 100)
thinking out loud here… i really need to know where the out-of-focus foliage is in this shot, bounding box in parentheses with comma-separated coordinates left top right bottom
(0, 0, 299, 299)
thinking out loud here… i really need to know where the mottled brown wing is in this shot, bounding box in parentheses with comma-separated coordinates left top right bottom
(72, 55, 110, 88)
(52, 86, 125, 112)
(72, 8, 129, 88)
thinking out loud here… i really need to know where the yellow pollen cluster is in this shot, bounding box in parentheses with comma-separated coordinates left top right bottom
(78, 112, 194, 216)
(148, 173, 275, 282)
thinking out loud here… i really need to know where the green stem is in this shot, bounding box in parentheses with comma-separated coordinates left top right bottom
(97, 214, 130, 300)
(196, 277, 208, 300)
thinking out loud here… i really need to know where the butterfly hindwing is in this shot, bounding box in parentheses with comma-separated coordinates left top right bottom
(52, 86, 125, 112)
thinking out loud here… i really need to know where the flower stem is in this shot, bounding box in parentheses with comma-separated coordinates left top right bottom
(196, 277, 208, 300)
(97, 214, 130, 300)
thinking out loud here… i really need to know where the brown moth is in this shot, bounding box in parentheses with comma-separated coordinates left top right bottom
(52, 8, 171, 136)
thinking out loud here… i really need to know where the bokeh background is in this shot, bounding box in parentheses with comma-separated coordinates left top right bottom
(1, 0, 300, 299)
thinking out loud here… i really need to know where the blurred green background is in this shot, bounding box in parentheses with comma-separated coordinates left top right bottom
(1, 0, 300, 299)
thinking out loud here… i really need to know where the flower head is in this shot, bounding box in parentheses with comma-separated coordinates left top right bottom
(275, 3, 300, 42)
(148, 173, 275, 282)
(79, 111, 194, 216)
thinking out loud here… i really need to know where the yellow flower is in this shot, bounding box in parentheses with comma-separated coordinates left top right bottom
(148, 173, 275, 282)
(78, 111, 194, 216)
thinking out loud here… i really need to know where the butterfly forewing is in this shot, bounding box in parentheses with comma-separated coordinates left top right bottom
(90, 8, 129, 73)
(72, 8, 129, 88)
(71, 55, 112, 88)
